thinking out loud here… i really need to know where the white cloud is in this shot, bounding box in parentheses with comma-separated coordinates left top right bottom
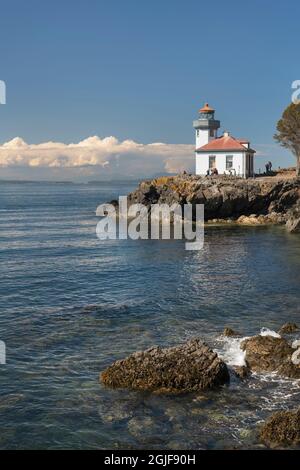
(0, 135, 194, 180)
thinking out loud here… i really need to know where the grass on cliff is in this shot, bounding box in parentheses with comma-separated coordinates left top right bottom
(152, 175, 200, 196)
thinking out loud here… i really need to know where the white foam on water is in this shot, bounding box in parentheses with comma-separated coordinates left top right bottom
(216, 337, 247, 367)
(216, 326, 288, 368)
(214, 328, 300, 417)
(259, 327, 281, 338)
(292, 339, 300, 349)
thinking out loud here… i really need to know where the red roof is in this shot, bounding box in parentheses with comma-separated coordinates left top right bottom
(199, 103, 215, 113)
(196, 134, 255, 152)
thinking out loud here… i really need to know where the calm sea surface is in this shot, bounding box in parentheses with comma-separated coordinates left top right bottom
(0, 181, 299, 449)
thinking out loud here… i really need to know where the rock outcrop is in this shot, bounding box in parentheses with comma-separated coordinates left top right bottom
(286, 217, 300, 233)
(101, 339, 230, 394)
(260, 409, 300, 447)
(278, 323, 299, 335)
(232, 365, 251, 380)
(223, 327, 240, 337)
(286, 199, 300, 233)
(241, 335, 300, 378)
(124, 175, 300, 223)
(237, 213, 286, 226)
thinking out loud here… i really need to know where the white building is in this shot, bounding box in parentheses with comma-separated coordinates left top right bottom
(193, 103, 255, 178)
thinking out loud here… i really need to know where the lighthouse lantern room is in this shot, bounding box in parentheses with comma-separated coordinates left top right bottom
(193, 103, 220, 148)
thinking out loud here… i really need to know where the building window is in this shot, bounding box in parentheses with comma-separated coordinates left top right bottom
(209, 129, 215, 138)
(226, 155, 233, 169)
(246, 154, 253, 176)
(209, 155, 216, 169)
(196, 130, 199, 137)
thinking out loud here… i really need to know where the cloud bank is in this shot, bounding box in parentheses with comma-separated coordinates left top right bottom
(0, 136, 194, 180)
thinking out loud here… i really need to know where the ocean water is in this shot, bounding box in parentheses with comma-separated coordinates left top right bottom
(0, 181, 300, 450)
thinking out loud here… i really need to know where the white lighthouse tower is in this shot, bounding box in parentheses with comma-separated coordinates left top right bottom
(193, 103, 220, 148)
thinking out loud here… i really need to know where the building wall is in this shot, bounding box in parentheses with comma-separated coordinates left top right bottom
(196, 152, 249, 177)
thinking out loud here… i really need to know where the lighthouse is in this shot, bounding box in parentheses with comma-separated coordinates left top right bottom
(193, 103, 256, 178)
(193, 103, 220, 149)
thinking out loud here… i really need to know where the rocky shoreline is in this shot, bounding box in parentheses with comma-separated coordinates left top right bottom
(124, 174, 300, 233)
(102, 173, 300, 448)
(101, 323, 300, 448)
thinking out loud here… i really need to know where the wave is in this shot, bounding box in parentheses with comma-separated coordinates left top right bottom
(216, 336, 247, 367)
(259, 327, 281, 338)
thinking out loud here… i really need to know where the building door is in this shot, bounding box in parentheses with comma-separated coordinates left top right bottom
(245, 154, 253, 178)
(245, 154, 250, 177)
(209, 155, 216, 169)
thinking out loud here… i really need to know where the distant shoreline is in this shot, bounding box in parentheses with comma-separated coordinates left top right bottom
(0, 179, 140, 185)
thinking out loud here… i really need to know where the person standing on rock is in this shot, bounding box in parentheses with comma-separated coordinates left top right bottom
(265, 162, 270, 174)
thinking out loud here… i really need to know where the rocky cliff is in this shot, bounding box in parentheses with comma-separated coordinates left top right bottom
(125, 175, 300, 228)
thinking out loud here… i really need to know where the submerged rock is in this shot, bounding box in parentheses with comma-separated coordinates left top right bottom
(241, 335, 300, 378)
(232, 365, 251, 380)
(100, 339, 230, 394)
(127, 416, 170, 439)
(97, 399, 136, 423)
(278, 322, 299, 334)
(260, 409, 300, 447)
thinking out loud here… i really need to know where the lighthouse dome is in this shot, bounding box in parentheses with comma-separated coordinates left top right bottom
(199, 103, 215, 120)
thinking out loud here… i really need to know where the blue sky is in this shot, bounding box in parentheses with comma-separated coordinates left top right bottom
(0, 0, 299, 180)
